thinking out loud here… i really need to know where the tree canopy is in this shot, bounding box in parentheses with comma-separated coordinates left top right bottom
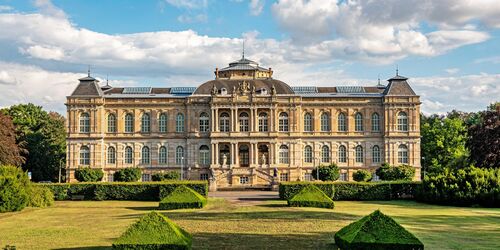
(0, 113, 25, 166)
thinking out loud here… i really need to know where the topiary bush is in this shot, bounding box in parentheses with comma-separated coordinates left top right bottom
(287, 185, 334, 209)
(353, 170, 372, 182)
(0, 165, 29, 213)
(311, 163, 340, 181)
(152, 171, 181, 181)
(376, 163, 415, 181)
(75, 167, 104, 182)
(114, 168, 142, 182)
(159, 185, 207, 210)
(113, 211, 192, 249)
(27, 185, 54, 208)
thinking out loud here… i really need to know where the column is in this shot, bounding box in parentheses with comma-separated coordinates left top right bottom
(270, 108, 275, 132)
(215, 108, 219, 132)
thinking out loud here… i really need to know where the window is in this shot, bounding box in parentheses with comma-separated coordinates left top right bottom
(340, 173, 348, 181)
(372, 173, 380, 181)
(239, 112, 249, 132)
(304, 145, 312, 163)
(176, 146, 184, 165)
(258, 112, 268, 132)
(221, 88, 228, 95)
(141, 146, 150, 164)
(338, 145, 347, 163)
(124, 146, 133, 164)
(355, 145, 364, 163)
(107, 114, 116, 133)
(159, 146, 167, 164)
(321, 113, 330, 131)
(279, 145, 289, 164)
(199, 112, 209, 132)
(79, 113, 90, 133)
(159, 113, 167, 133)
(321, 145, 330, 163)
(371, 113, 380, 132)
(107, 146, 116, 164)
(199, 145, 210, 165)
(372, 145, 381, 163)
(125, 114, 134, 133)
(398, 144, 409, 164)
(141, 174, 151, 182)
(240, 176, 249, 184)
(355, 112, 363, 131)
(107, 173, 114, 182)
(200, 173, 209, 181)
(304, 112, 313, 132)
(141, 113, 150, 133)
(80, 146, 90, 165)
(338, 113, 347, 132)
(279, 173, 289, 182)
(397, 112, 408, 131)
(303, 173, 312, 181)
(176, 113, 184, 132)
(219, 112, 230, 132)
(279, 112, 289, 132)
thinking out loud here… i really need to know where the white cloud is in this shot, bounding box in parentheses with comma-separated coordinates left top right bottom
(177, 14, 208, 23)
(165, 0, 208, 9)
(249, 0, 265, 16)
(0, 5, 12, 12)
(34, 0, 66, 19)
(445, 68, 459, 74)
(474, 56, 500, 64)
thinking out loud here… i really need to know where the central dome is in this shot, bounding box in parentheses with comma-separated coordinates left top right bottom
(193, 79, 294, 95)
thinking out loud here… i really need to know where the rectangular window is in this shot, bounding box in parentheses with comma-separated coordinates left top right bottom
(340, 172, 348, 181)
(141, 174, 151, 182)
(239, 118, 249, 132)
(200, 173, 209, 181)
(240, 176, 249, 184)
(303, 173, 312, 181)
(107, 173, 114, 182)
(259, 117, 268, 132)
(279, 173, 289, 182)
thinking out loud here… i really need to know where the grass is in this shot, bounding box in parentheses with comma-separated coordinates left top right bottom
(0, 199, 499, 249)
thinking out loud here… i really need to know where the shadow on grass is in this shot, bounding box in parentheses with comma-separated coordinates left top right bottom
(53, 247, 111, 250)
(257, 203, 289, 208)
(124, 206, 158, 211)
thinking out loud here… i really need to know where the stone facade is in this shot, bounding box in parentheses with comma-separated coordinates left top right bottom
(66, 57, 421, 188)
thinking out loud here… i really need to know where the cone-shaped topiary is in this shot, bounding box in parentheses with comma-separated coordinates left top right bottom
(334, 210, 424, 250)
(113, 211, 192, 249)
(159, 185, 207, 210)
(287, 184, 335, 209)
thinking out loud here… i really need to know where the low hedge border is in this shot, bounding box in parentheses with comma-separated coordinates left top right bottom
(287, 185, 335, 209)
(279, 181, 420, 201)
(37, 181, 208, 201)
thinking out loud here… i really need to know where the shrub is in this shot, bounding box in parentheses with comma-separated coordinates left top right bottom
(75, 167, 104, 182)
(0, 165, 29, 213)
(114, 168, 141, 182)
(353, 170, 372, 182)
(376, 163, 415, 181)
(27, 185, 54, 208)
(334, 210, 424, 250)
(311, 163, 340, 181)
(152, 171, 181, 181)
(159, 185, 207, 210)
(287, 185, 334, 209)
(113, 211, 192, 250)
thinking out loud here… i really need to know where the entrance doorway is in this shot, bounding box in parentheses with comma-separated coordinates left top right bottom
(239, 144, 249, 167)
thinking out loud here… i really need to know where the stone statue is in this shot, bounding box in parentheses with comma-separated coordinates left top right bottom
(261, 153, 267, 165)
(209, 167, 216, 181)
(239, 80, 250, 94)
(211, 84, 218, 95)
(271, 85, 276, 95)
(252, 85, 256, 94)
(222, 153, 228, 166)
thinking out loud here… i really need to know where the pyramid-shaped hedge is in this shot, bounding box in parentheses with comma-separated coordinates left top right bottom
(113, 211, 192, 250)
(334, 210, 424, 250)
(159, 185, 207, 210)
(287, 184, 335, 209)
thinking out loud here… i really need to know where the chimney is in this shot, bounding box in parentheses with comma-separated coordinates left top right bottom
(268, 68, 273, 78)
(214, 68, 219, 79)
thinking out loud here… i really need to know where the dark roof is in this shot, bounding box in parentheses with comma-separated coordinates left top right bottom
(194, 79, 294, 95)
(71, 78, 103, 96)
(387, 75, 409, 81)
(383, 76, 416, 96)
(219, 56, 269, 72)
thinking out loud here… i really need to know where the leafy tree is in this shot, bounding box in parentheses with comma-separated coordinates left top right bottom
(75, 167, 104, 182)
(0, 113, 25, 166)
(353, 170, 372, 182)
(468, 110, 500, 168)
(0, 165, 30, 213)
(376, 163, 415, 181)
(114, 168, 142, 182)
(312, 163, 340, 181)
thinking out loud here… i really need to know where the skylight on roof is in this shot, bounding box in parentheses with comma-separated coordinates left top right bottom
(122, 87, 152, 94)
(292, 86, 318, 93)
(170, 87, 196, 94)
(336, 86, 365, 93)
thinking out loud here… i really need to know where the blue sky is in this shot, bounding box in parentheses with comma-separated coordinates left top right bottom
(0, 0, 499, 114)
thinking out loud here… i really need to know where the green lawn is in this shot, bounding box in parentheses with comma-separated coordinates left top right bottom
(0, 199, 499, 249)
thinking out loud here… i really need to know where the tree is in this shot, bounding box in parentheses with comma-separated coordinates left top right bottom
(312, 163, 340, 181)
(468, 110, 500, 168)
(376, 163, 415, 181)
(353, 170, 372, 182)
(75, 167, 104, 182)
(114, 168, 142, 182)
(0, 113, 25, 166)
(0, 165, 30, 213)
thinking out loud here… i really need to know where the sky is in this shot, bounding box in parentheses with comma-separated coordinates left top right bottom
(0, 0, 499, 115)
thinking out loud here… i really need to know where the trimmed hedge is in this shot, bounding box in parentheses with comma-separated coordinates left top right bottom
(353, 170, 372, 182)
(113, 211, 192, 250)
(287, 185, 334, 209)
(114, 168, 142, 182)
(279, 181, 420, 201)
(75, 167, 104, 182)
(27, 185, 54, 208)
(159, 185, 207, 210)
(38, 181, 208, 201)
(0, 165, 29, 213)
(152, 171, 181, 181)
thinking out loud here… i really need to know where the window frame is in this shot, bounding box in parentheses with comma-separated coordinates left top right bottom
(80, 146, 90, 165)
(258, 112, 268, 132)
(219, 112, 230, 132)
(338, 145, 347, 163)
(278, 112, 289, 132)
(338, 113, 347, 132)
(355, 112, 364, 132)
(159, 113, 167, 133)
(355, 145, 364, 163)
(304, 145, 312, 163)
(372, 145, 381, 163)
(397, 112, 409, 132)
(304, 112, 313, 132)
(107, 114, 116, 133)
(279, 145, 289, 164)
(141, 146, 150, 164)
(321, 145, 330, 163)
(320, 113, 330, 132)
(199, 112, 210, 132)
(398, 144, 409, 164)
(79, 113, 90, 133)
(371, 112, 380, 132)
(107, 146, 116, 164)
(125, 113, 134, 133)
(159, 146, 168, 164)
(199, 145, 210, 165)
(239, 112, 249, 132)
(175, 146, 184, 165)
(124, 146, 133, 164)
(176, 113, 185, 133)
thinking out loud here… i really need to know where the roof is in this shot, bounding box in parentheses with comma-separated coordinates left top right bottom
(193, 79, 294, 95)
(384, 75, 417, 96)
(70, 77, 103, 96)
(219, 56, 269, 72)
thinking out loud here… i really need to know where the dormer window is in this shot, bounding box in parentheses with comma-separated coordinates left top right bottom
(261, 88, 267, 95)
(221, 88, 227, 95)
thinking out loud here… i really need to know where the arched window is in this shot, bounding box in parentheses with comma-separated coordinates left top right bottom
(141, 113, 150, 133)
(219, 112, 230, 132)
(279, 112, 289, 132)
(304, 112, 313, 132)
(107, 146, 116, 164)
(176, 146, 184, 165)
(125, 114, 134, 133)
(355, 145, 364, 163)
(80, 146, 90, 165)
(141, 146, 150, 164)
(199, 112, 209, 132)
(258, 112, 268, 132)
(304, 145, 312, 163)
(321, 113, 330, 132)
(398, 144, 408, 164)
(338, 113, 347, 132)
(371, 113, 380, 132)
(338, 145, 347, 163)
(124, 146, 133, 164)
(279, 145, 289, 164)
(372, 145, 381, 163)
(176, 113, 184, 132)
(355, 112, 363, 131)
(107, 114, 116, 133)
(397, 112, 408, 131)
(199, 145, 210, 165)
(159, 146, 167, 164)
(79, 113, 90, 133)
(239, 112, 249, 132)
(321, 145, 330, 163)
(159, 113, 167, 133)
